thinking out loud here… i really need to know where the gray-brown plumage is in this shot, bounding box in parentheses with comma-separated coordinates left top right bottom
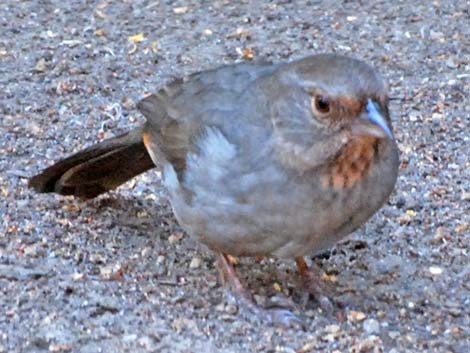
(30, 54, 399, 325)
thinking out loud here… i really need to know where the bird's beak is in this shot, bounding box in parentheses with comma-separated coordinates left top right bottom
(351, 99, 393, 139)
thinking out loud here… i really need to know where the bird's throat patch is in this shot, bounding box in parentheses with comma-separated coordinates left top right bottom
(321, 136, 379, 190)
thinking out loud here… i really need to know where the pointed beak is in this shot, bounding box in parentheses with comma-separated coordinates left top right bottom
(366, 99, 393, 138)
(351, 99, 393, 139)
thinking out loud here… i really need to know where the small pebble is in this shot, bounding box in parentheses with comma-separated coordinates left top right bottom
(189, 256, 202, 269)
(90, 253, 106, 264)
(347, 310, 367, 322)
(351, 335, 382, 352)
(445, 56, 458, 69)
(137, 336, 152, 348)
(48, 344, 72, 352)
(35, 58, 48, 72)
(168, 232, 184, 243)
(363, 319, 380, 334)
(141, 246, 152, 257)
(23, 244, 42, 257)
(429, 266, 443, 275)
(100, 264, 122, 279)
(122, 334, 138, 343)
(225, 304, 238, 315)
(173, 6, 189, 14)
(298, 339, 317, 353)
(215, 303, 225, 312)
(434, 226, 450, 242)
(71, 273, 85, 281)
(325, 324, 340, 333)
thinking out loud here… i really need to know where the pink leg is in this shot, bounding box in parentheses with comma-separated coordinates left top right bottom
(295, 257, 334, 312)
(217, 253, 304, 328)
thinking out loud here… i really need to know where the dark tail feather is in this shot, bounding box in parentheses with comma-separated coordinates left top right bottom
(29, 127, 155, 199)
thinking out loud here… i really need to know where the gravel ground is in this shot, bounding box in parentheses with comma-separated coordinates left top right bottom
(1, 1, 469, 352)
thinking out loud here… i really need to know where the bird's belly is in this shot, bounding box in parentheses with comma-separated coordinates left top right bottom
(172, 187, 318, 258)
(169, 179, 387, 259)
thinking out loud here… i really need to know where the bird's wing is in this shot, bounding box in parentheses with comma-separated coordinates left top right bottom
(137, 61, 276, 175)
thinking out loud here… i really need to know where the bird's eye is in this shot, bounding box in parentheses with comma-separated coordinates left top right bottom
(314, 95, 330, 114)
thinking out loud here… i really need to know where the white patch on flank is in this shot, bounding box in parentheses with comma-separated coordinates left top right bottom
(187, 127, 237, 180)
(198, 127, 236, 163)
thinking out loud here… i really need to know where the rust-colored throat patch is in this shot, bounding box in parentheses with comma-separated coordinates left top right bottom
(322, 136, 380, 190)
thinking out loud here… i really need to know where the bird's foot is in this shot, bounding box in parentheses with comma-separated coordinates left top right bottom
(295, 257, 336, 313)
(217, 253, 305, 328)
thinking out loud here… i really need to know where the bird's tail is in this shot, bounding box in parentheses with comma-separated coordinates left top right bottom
(29, 126, 155, 199)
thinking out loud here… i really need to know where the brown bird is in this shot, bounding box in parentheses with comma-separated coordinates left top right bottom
(30, 54, 399, 325)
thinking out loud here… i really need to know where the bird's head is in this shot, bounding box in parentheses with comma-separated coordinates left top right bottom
(291, 54, 392, 138)
(268, 54, 397, 187)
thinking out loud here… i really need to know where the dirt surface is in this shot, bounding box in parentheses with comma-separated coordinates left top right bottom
(1, 1, 469, 352)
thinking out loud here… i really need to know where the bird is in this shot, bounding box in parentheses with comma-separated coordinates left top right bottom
(29, 54, 399, 325)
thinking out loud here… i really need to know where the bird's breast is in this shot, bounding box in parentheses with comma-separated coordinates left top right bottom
(321, 136, 380, 190)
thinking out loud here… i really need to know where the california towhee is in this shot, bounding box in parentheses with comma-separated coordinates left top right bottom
(30, 54, 399, 325)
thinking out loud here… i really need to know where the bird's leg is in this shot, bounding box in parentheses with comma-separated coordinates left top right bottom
(216, 253, 304, 328)
(295, 256, 334, 312)
(217, 253, 253, 303)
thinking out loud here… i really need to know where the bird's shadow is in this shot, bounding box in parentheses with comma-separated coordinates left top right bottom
(65, 194, 383, 323)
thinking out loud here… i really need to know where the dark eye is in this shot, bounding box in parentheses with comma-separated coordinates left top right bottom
(314, 95, 330, 114)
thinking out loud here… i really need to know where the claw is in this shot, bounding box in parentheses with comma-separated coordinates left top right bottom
(263, 308, 306, 329)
